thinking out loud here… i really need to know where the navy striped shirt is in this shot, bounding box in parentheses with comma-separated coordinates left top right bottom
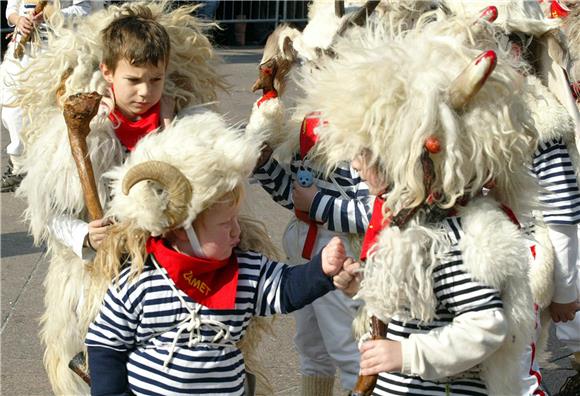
(374, 217, 503, 395)
(253, 154, 372, 234)
(532, 138, 580, 225)
(86, 249, 333, 395)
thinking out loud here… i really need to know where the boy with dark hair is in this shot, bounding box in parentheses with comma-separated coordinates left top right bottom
(14, 3, 221, 394)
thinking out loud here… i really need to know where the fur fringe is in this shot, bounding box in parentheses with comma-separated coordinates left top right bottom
(458, 198, 534, 396)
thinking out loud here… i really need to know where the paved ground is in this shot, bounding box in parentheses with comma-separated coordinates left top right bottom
(0, 47, 577, 396)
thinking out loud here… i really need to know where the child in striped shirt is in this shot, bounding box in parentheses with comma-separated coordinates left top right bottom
(84, 111, 357, 396)
(251, 106, 373, 393)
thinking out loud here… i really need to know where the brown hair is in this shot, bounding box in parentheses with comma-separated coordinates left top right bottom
(100, 5, 171, 71)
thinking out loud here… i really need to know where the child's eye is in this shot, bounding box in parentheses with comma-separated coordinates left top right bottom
(127, 78, 140, 83)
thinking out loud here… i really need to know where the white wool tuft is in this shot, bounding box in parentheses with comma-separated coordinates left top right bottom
(297, 17, 538, 215)
(441, 0, 560, 36)
(458, 198, 534, 396)
(107, 110, 261, 235)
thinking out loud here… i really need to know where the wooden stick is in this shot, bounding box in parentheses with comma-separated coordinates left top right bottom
(63, 92, 104, 221)
(14, 1, 48, 60)
(351, 317, 388, 396)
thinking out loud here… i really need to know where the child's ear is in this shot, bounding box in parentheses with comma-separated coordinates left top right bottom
(100, 63, 114, 84)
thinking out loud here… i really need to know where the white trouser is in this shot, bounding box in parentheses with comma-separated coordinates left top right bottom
(518, 303, 544, 395)
(1, 42, 35, 159)
(548, 225, 580, 353)
(283, 217, 362, 390)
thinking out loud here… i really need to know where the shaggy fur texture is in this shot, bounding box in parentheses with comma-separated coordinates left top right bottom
(441, 0, 560, 37)
(563, 7, 580, 86)
(13, 3, 226, 394)
(458, 198, 534, 396)
(297, 18, 538, 216)
(14, 1, 224, 148)
(106, 110, 262, 235)
(357, 197, 534, 395)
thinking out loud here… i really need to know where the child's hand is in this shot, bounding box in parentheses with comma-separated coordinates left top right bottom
(359, 340, 402, 376)
(99, 87, 115, 116)
(321, 237, 346, 277)
(254, 143, 273, 171)
(549, 300, 580, 322)
(292, 182, 318, 213)
(333, 257, 362, 297)
(86, 217, 115, 250)
(16, 15, 34, 35)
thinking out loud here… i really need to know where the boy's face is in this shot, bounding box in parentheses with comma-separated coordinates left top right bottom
(193, 201, 242, 261)
(100, 59, 166, 120)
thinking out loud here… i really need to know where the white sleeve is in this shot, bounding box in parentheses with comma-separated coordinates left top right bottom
(548, 224, 579, 303)
(48, 215, 95, 261)
(400, 309, 508, 380)
(59, 0, 93, 17)
(6, 0, 21, 26)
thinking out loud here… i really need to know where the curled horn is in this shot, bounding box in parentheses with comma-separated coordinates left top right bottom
(448, 50, 497, 110)
(335, 0, 345, 18)
(337, 0, 380, 36)
(122, 161, 192, 228)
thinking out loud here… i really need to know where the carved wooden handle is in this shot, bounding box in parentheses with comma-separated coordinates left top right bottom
(64, 92, 104, 221)
(351, 316, 388, 396)
(14, 1, 48, 60)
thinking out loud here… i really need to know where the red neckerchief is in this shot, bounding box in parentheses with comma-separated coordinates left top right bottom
(549, 0, 569, 18)
(146, 237, 239, 310)
(360, 196, 390, 262)
(109, 91, 160, 151)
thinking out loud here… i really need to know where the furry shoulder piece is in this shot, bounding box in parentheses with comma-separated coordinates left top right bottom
(15, 1, 224, 147)
(106, 110, 261, 236)
(360, 197, 533, 395)
(297, 18, 538, 215)
(563, 7, 580, 83)
(16, 112, 123, 245)
(441, 0, 560, 36)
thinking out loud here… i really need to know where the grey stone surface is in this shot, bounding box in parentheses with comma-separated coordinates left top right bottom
(0, 47, 575, 396)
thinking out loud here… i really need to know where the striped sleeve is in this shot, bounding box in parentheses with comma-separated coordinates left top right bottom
(532, 138, 580, 225)
(85, 268, 141, 352)
(254, 253, 334, 316)
(252, 156, 294, 210)
(309, 163, 373, 234)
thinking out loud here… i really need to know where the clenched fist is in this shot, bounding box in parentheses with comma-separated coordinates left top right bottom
(321, 237, 347, 277)
(333, 257, 362, 297)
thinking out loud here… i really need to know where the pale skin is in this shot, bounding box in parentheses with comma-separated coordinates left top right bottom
(162, 200, 352, 279)
(87, 58, 175, 250)
(8, 10, 44, 36)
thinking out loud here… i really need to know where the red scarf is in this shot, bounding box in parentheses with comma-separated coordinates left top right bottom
(360, 196, 389, 262)
(109, 101, 160, 151)
(146, 237, 239, 310)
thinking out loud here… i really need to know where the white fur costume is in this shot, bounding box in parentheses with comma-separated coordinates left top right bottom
(296, 14, 540, 395)
(14, 2, 222, 394)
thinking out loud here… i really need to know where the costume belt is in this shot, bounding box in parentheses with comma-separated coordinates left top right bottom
(295, 209, 324, 260)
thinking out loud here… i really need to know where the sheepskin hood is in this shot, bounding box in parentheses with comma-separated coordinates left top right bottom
(106, 110, 261, 236)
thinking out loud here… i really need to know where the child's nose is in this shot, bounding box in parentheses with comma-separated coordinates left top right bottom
(138, 83, 151, 98)
(231, 219, 241, 238)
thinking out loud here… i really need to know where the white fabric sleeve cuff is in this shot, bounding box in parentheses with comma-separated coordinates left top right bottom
(48, 215, 94, 261)
(548, 224, 579, 303)
(400, 309, 507, 380)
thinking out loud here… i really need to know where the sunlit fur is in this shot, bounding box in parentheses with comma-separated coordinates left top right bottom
(12, 3, 226, 394)
(297, 17, 538, 217)
(12, 1, 224, 148)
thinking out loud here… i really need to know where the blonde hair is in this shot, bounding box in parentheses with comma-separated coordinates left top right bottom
(92, 183, 246, 285)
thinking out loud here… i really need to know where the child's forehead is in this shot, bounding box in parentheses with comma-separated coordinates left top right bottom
(112, 58, 166, 75)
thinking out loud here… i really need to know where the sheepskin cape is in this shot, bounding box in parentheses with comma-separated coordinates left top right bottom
(360, 197, 534, 395)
